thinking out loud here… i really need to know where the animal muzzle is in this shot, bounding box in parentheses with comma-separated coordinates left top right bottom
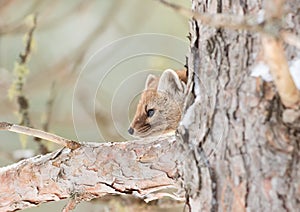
(128, 127, 134, 135)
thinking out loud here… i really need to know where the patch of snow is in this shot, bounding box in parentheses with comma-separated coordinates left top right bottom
(289, 59, 300, 89)
(256, 10, 265, 24)
(153, 143, 161, 148)
(180, 101, 196, 127)
(251, 62, 273, 82)
(12, 149, 35, 160)
(251, 59, 300, 90)
(0, 160, 22, 174)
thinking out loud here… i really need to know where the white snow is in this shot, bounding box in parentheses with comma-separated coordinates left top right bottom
(153, 143, 161, 148)
(251, 59, 300, 89)
(251, 62, 273, 82)
(0, 159, 23, 174)
(256, 10, 265, 24)
(12, 149, 35, 160)
(289, 59, 300, 89)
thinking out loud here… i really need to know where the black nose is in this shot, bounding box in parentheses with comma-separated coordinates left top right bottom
(128, 127, 134, 135)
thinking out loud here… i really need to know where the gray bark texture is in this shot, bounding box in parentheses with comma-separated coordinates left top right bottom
(178, 0, 300, 211)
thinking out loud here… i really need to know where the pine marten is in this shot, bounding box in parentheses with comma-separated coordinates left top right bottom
(128, 69, 187, 138)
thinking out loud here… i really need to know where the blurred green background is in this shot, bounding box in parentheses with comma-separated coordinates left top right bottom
(0, 0, 189, 211)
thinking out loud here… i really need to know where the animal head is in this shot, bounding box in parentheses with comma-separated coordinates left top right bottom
(128, 69, 186, 138)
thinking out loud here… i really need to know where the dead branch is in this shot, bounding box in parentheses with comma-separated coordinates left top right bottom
(261, 36, 300, 108)
(34, 82, 57, 154)
(25, 0, 121, 95)
(0, 1, 42, 35)
(0, 122, 80, 150)
(0, 134, 181, 211)
(71, 0, 122, 70)
(0, 0, 90, 35)
(42, 82, 57, 132)
(261, 0, 300, 108)
(157, 0, 265, 32)
(9, 14, 37, 128)
(19, 14, 37, 64)
(157, 0, 300, 50)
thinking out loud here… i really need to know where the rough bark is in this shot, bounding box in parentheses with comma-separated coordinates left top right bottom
(0, 135, 183, 211)
(1, 0, 300, 211)
(179, 0, 300, 211)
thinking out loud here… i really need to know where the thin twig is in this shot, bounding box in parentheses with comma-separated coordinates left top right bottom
(157, 0, 300, 50)
(9, 13, 38, 127)
(0, 1, 42, 35)
(0, 0, 92, 35)
(71, 0, 122, 69)
(26, 0, 121, 91)
(157, 0, 265, 32)
(43, 82, 57, 132)
(0, 122, 81, 150)
(33, 82, 57, 154)
(19, 14, 37, 63)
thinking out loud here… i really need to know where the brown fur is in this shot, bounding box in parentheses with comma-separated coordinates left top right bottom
(175, 69, 187, 84)
(128, 69, 187, 138)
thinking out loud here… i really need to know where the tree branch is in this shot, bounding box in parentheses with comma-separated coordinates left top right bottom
(261, 35, 300, 108)
(157, 0, 264, 32)
(0, 122, 80, 150)
(261, 0, 300, 108)
(0, 135, 181, 211)
(158, 0, 300, 50)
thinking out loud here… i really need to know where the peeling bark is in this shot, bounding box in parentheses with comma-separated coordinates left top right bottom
(0, 135, 183, 211)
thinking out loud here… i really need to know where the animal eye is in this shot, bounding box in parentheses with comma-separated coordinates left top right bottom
(146, 109, 155, 117)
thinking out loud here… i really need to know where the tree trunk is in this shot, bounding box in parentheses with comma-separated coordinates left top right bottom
(179, 0, 300, 211)
(1, 1, 300, 211)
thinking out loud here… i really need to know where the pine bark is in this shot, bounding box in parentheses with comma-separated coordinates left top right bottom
(178, 0, 300, 211)
(0, 136, 181, 211)
(1, 1, 300, 211)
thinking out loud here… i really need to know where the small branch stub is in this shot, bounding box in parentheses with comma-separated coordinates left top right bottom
(66, 140, 81, 150)
(0, 122, 13, 130)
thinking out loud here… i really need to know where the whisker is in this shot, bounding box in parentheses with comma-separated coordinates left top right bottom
(138, 124, 151, 133)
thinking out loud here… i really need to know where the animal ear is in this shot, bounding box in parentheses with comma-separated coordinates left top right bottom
(158, 69, 185, 96)
(145, 74, 158, 89)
